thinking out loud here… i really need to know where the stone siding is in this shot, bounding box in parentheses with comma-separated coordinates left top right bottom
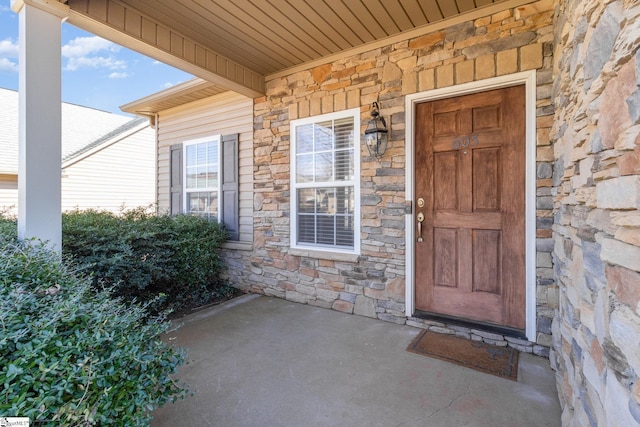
(225, 0, 557, 354)
(550, 0, 640, 425)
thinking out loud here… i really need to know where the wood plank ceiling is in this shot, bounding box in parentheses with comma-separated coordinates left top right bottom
(71, 0, 509, 78)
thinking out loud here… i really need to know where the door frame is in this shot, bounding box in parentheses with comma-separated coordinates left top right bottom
(404, 71, 537, 341)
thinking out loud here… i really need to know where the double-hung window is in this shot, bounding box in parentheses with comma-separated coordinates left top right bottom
(170, 134, 239, 240)
(291, 108, 360, 254)
(184, 136, 220, 219)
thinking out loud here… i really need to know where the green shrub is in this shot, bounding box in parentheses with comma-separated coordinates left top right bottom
(0, 239, 187, 426)
(62, 209, 233, 314)
(0, 215, 16, 244)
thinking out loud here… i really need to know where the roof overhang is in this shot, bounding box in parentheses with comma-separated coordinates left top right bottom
(32, 0, 538, 114)
(120, 78, 228, 119)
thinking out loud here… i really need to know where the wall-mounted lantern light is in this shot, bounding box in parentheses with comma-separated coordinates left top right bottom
(364, 101, 388, 157)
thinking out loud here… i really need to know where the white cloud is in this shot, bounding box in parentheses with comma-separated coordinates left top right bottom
(109, 72, 128, 79)
(62, 36, 118, 58)
(0, 38, 18, 72)
(0, 57, 18, 73)
(66, 55, 126, 71)
(0, 39, 19, 58)
(163, 82, 176, 89)
(62, 36, 127, 72)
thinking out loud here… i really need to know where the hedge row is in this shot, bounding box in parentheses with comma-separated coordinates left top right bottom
(1, 210, 236, 314)
(59, 209, 235, 314)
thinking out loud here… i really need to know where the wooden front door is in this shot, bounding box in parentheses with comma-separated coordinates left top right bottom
(414, 85, 526, 330)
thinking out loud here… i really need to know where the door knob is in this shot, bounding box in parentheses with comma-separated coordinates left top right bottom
(417, 212, 424, 243)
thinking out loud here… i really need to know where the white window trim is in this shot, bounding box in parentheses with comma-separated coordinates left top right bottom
(182, 135, 222, 219)
(404, 71, 537, 341)
(290, 108, 361, 255)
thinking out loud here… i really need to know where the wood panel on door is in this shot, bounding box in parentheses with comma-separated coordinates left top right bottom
(414, 85, 526, 330)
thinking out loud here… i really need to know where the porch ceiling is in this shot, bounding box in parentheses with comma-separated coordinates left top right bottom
(104, 0, 506, 76)
(64, 0, 532, 101)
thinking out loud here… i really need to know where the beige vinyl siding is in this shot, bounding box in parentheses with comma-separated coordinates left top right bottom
(0, 174, 18, 216)
(61, 127, 155, 213)
(157, 91, 253, 244)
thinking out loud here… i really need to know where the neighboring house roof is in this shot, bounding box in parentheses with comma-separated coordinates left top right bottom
(0, 89, 18, 175)
(62, 117, 148, 165)
(0, 87, 134, 174)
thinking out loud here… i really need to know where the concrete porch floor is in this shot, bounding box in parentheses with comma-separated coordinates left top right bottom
(152, 294, 561, 427)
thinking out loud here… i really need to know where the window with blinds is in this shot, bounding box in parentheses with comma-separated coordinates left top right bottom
(184, 136, 220, 219)
(290, 109, 360, 253)
(173, 134, 239, 240)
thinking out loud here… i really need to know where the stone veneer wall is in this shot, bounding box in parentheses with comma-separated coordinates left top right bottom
(550, 0, 640, 425)
(224, 0, 557, 356)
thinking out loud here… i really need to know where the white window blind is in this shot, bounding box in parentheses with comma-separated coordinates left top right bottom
(291, 109, 360, 253)
(184, 137, 220, 219)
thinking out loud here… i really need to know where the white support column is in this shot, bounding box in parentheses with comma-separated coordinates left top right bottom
(12, 0, 69, 250)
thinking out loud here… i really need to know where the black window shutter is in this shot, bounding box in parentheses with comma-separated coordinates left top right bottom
(221, 134, 239, 240)
(169, 144, 183, 215)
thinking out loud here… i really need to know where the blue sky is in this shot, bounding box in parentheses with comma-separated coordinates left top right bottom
(0, 1, 193, 115)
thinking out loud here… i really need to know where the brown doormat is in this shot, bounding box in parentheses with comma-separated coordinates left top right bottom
(407, 330, 519, 381)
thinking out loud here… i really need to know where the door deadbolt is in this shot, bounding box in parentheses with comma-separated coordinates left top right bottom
(417, 198, 424, 208)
